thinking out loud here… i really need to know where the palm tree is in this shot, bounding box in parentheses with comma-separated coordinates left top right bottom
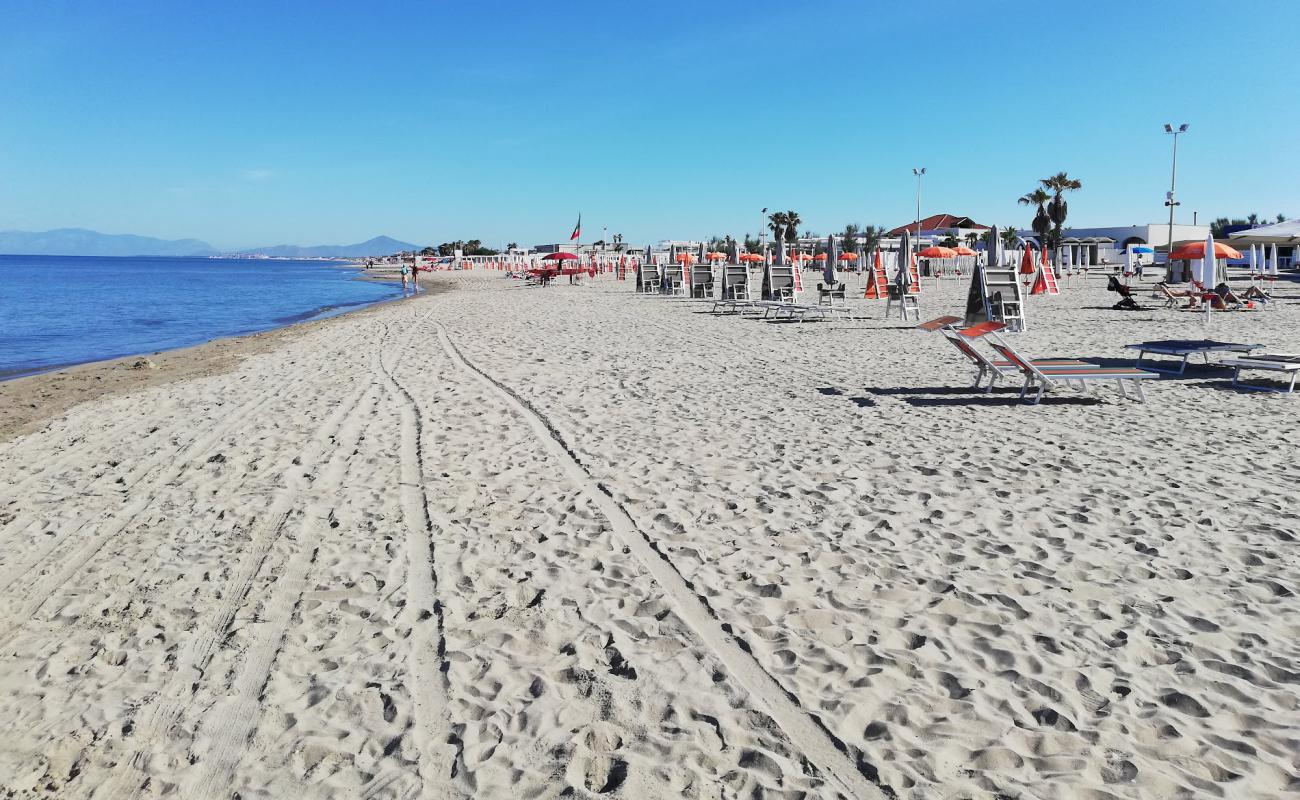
(767, 211, 789, 244)
(860, 225, 887, 256)
(964, 232, 979, 249)
(1018, 188, 1052, 242)
(1040, 172, 1082, 248)
(784, 210, 802, 244)
(841, 223, 861, 253)
(999, 226, 1020, 251)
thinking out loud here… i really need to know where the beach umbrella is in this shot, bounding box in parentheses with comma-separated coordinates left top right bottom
(775, 237, 786, 266)
(727, 239, 739, 265)
(838, 252, 859, 260)
(1269, 244, 1280, 276)
(987, 225, 1003, 269)
(953, 246, 976, 256)
(919, 246, 958, 259)
(1199, 232, 1219, 288)
(1019, 244, 1036, 275)
(1169, 241, 1243, 261)
(1249, 244, 1258, 275)
(824, 235, 838, 285)
(541, 252, 578, 261)
(896, 230, 913, 292)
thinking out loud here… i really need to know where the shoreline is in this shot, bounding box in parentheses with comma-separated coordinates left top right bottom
(0, 279, 444, 442)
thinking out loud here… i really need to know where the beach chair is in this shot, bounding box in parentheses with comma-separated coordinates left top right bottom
(929, 319, 1097, 392)
(1220, 354, 1300, 394)
(1155, 282, 1198, 309)
(817, 282, 846, 306)
(974, 331, 1158, 404)
(885, 285, 919, 320)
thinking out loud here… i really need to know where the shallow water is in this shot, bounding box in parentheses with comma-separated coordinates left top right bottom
(0, 255, 402, 378)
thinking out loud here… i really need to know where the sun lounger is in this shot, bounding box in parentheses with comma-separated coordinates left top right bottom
(763, 303, 851, 322)
(977, 331, 1158, 404)
(936, 320, 1098, 392)
(1220, 354, 1300, 394)
(1123, 340, 1264, 375)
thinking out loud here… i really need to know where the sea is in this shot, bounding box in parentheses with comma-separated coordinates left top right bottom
(0, 255, 404, 379)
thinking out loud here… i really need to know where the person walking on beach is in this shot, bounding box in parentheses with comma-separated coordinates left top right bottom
(400, 262, 411, 295)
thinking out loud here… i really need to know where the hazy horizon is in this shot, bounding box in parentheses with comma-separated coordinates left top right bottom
(2, 1, 1296, 250)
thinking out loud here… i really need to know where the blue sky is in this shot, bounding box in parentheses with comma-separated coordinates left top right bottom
(1, 0, 1296, 249)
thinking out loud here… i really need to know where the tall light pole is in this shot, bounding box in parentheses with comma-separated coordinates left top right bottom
(760, 207, 768, 257)
(912, 167, 926, 266)
(1164, 123, 1188, 279)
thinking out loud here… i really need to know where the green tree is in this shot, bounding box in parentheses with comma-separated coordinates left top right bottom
(1040, 172, 1082, 247)
(767, 211, 789, 244)
(840, 223, 861, 253)
(940, 229, 961, 247)
(1018, 188, 1052, 241)
(1277, 213, 1287, 223)
(859, 225, 887, 255)
(420, 246, 436, 256)
(743, 233, 762, 253)
(784, 211, 802, 244)
(1000, 226, 1020, 251)
(964, 232, 980, 248)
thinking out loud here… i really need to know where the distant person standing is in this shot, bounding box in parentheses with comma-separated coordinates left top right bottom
(400, 262, 411, 295)
(409, 261, 419, 295)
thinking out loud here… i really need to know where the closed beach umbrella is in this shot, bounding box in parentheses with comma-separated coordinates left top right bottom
(896, 230, 913, 292)
(1249, 244, 1259, 275)
(1200, 233, 1219, 287)
(1269, 243, 1280, 276)
(987, 225, 1003, 268)
(727, 238, 739, 265)
(825, 235, 838, 285)
(1019, 243, 1036, 275)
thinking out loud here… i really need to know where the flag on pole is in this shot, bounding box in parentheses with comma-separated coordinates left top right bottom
(570, 214, 582, 241)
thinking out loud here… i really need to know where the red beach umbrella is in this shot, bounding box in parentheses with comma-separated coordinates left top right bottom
(918, 246, 958, 258)
(1168, 241, 1242, 261)
(542, 252, 578, 261)
(953, 246, 976, 256)
(1019, 244, 1037, 275)
(837, 252, 858, 261)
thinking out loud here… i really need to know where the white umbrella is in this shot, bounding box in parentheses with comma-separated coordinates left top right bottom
(1125, 247, 1134, 276)
(1269, 243, 1280, 277)
(1249, 244, 1258, 276)
(1200, 233, 1219, 287)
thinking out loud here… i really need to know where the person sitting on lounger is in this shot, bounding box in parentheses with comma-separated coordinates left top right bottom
(1214, 282, 1269, 306)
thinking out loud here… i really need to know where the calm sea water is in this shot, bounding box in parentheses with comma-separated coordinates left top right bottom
(0, 255, 403, 379)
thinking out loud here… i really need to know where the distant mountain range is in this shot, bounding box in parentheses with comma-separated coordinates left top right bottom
(239, 236, 420, 258)
(0, 228, 218, 257)
(0, 228, 421, 258)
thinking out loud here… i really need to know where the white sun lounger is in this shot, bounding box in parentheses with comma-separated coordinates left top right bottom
(982, 332, 1159, 404)
(762, 303, 851, 322)
(1124, 340, 1264, 375)
(928, 319, 1099, 392)
(1220, 354, 1300, 393)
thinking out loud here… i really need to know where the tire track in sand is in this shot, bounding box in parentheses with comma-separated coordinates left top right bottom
(433, 321, 886, 800)
(0, 382, 301, 644)
(375, 329, 463, 800)
(98, 377, 382, 800)
(176, 354, 395, 800)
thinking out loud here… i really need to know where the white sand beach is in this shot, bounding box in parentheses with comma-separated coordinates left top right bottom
(1, 271, 1298, 799)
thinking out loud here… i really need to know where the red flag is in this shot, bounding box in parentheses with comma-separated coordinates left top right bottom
(569, 214, 581, 241)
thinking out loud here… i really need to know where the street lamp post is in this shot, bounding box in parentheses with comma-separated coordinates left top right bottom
(912, 167, 926, 269)
(1163, 123, 1188, 280)
(760, 207, 768, 259)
